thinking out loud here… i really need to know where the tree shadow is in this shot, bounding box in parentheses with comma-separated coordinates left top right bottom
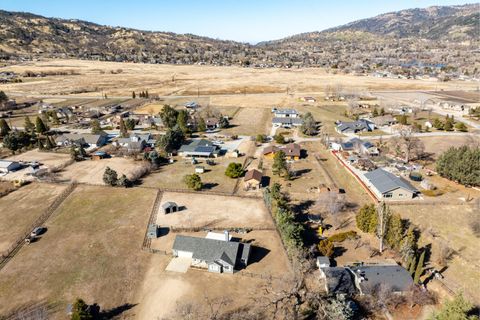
(291, 200, 315, 216)
(333, 246, 348, 258)
(99, 303, 137, 319)
(261, 175, 270, 187)
(202, 182, 219, 190)
(291, 168, 311, 179)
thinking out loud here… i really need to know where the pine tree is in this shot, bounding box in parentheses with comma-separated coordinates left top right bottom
(414, 251, 425, 284)
(24, 116, 35, 133)
(119, 118, 128, 137)
(45, 136, 55, 150)
(145, 90, 149, 98)
(35, 116, 48, 134)
(409, 256, 417, 275)
(0, 119, 11, 137)
(132, 91, 136, 99)
(372, 107, 379, 117)
(272, 150, 288, 177)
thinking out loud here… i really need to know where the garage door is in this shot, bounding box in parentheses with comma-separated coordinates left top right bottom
(176, 250, 193, 258)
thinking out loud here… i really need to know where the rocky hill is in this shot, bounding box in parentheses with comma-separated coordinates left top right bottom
(0, 4, 479, 75)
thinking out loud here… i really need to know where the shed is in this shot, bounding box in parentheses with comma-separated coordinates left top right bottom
(244, 169, 263, 190)
(316, 256, 331, 268)
(162, 201, 178, 214)
(195, 166, 205, 174)
(147, 224, 158, 238)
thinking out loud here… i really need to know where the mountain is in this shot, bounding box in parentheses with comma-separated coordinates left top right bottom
(0, 4, 478, 74)
(326, 3, 479, 40)
(0, 10, 252, 65)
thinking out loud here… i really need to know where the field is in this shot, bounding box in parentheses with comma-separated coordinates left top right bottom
(2, 59, 477, 98)
(142, 156, 241, 193)
(0, 185, 157, 318)
(155, 192, 273, 229)
(59, 157, 146, 184)
(221, 107, 272, 136)
(0, 183, 66, 253)
(135, 103, 164, 115)
(390, 201, 480, 304)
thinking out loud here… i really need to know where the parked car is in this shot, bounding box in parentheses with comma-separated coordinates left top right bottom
(30, 227, 45, 237)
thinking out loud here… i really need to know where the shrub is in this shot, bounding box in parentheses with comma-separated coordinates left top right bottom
(225, 162, 244, 178)
(184, 174, 203, 191)
(409, 172, 423, 181)
(318, 239, 335, 257)
(328, 231, 358, 243)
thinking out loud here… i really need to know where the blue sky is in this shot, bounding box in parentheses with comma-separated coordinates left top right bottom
(0, 0, 473, 43)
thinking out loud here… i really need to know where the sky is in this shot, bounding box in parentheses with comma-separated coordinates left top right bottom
(0, 0, 473, 43)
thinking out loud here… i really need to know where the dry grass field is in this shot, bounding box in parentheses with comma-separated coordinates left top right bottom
(221, 107, 272, 136)
(0, 183, 66, 253)
(155, 192, 272, 229)
(134, 103, 164, 115)
(2, 59, 476, 98)
(59, 157, 146, 184)
(141, 156, 241, 193)
(0, 185, 157, 318)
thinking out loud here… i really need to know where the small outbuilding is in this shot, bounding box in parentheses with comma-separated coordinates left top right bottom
(147, 223, 159, 238)
(162, 202, 179, 214)
(316, 256, 331, 268)
(244, 169, 263, 190)
(195, 166, 205, 174)
(92, 151, 108, 160)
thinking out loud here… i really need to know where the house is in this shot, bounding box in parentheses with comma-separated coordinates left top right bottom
(55, 133, 108, 149)
(0, 160, 22, 174)
(178, 139, 221, 158)
(263, 143, 302, 161)
(162, 202, 179, 214)
(115, 134, 151, 153)
(319, 267, 357, 295)
(272, 108, 300, 118)
(364, 168, 418, 200)
(348, 138, 379, 156)
(172, 234, 251, 274)
(336, 119, 375, 134)
(370, 115, 397, 127)
(272, 117, 303, 128)
(244, 169, 263, 190)
(205, 118, 220, 131)
(349, 263, 413, 295)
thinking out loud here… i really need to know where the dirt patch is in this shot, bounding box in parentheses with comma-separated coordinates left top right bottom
(59, 157, 145, 184)
(156, 192, 272, 229)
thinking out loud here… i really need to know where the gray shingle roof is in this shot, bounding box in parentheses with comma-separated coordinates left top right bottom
(364, 168, 418, 194)
(161, 201, 177, 209)
(349, 265, 413, 294)
(172, 235, 241, 267)
(272, 117, 303, 125)
(321, 267, 357, 295)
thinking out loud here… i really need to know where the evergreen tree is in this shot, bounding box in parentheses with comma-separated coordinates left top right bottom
(385, 213, 404, 250)
(428, 294, 476, 320)
(117, 174, 132, 188)
(90, 120, 102, 134)
(436, 146, 480, 186)
(24, 116, 35, 133)
(44, 136, 55, 150)
(132, 91, 136, 99)
(0, 91, 8, 103)
(176, 110, 190, 134)
(218, 116, 230, 129)
(70, 145, 79, 160)
(125, 118, 136, 130)
(455, 122, 468, 132)
(197, 117, 206, 132)
(409, 256, 417, 275)
(379, 107, 385, 116)
(356, 204, 377, 233)
(414, 251, 425, 284)
(159, 105, 179, 129)
(119, 118, 128, 137)
(0, 119, 11, 137)
(225, 162, 244, 178)
(156, 126, 185, 153)
(184, 174, 202, 190)
(103, 167, 118, 186)
(300, 112, 318, 136)
(399, 114, 408, 125)
(272, 150, 288, 177)
(145, 90, 149, 98)
(2, 132, 20, 153)
(372, 107, 379, 117)
(71, 298, 93, 320)
(35, 116, 48, 134)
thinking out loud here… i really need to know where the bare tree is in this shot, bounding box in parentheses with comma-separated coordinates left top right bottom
(313, 191, 347, 229)
(390, 126, 425, 162)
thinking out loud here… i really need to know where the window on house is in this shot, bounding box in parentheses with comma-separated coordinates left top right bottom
(384, 193, 392, 198)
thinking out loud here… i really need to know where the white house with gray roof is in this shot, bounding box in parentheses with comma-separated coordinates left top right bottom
(172, 234, 251, 274)
(272, 108, 300, 118)
(55, 133, 107, 149)
(364, 168, 418, 200)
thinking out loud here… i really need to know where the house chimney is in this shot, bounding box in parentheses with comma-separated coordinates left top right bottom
(224, 230, 229, 242)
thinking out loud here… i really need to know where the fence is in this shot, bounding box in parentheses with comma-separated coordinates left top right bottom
(169, 226, 275, 233)
(141, 189, 163, 250)
(0, 183, 77, 271)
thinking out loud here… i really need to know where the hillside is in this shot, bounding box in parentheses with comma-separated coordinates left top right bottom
(0, 4, 479, 74)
